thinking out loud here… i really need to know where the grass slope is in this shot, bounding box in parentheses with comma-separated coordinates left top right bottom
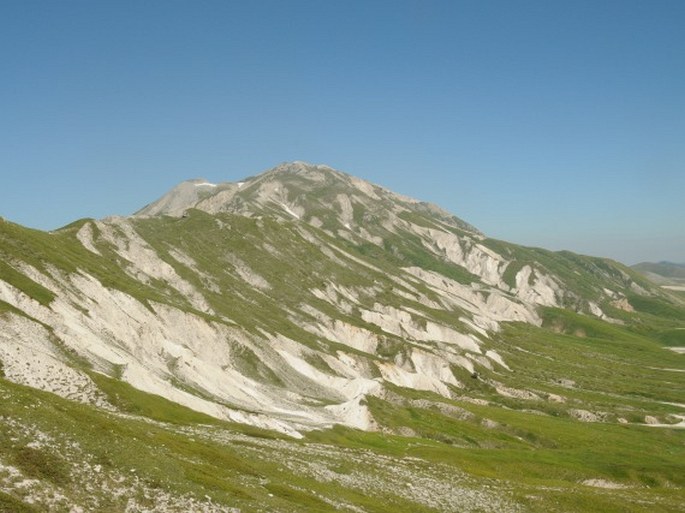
(1, 375, 683, 513)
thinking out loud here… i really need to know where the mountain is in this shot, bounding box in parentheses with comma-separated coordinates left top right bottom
(1, 161, 684, 512)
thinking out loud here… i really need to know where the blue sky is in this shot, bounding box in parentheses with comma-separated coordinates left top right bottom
(1, 0, 683, 264)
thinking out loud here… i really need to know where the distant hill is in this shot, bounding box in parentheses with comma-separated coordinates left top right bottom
(632, 261, 685, 286)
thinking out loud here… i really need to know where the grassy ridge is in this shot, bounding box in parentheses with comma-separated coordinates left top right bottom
(0, 219, 183, 310)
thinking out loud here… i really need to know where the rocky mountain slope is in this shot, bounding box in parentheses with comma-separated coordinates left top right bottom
(1, 162, 684, 512)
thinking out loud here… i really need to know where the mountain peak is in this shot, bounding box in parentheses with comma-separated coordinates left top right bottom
(276, 160, 336, 171)
(134, 178, 220, 217)
(267, 160, 345, 182)
(135, 162, 478, 235)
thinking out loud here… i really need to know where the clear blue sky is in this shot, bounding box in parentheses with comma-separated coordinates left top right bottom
(1, 0, 683, 265)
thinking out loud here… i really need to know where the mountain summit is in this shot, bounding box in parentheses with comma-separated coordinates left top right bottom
(137, 161, 478, 234)
(1, 162, 684, 511)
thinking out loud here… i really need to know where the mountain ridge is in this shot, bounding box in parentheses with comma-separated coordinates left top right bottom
(135, 161, 480, 234)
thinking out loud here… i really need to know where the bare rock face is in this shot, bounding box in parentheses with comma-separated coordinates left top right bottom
(611, 297, 634, 312)
(135, 178, 222, 217)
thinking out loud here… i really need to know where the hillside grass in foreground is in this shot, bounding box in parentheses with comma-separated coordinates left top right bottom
(1, 375, 684, 512)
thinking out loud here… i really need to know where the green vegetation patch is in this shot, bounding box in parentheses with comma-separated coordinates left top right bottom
(89, 372, 221, 425)
(230, 346, 284, 386)
(11, 446, 70, 486)
(657, 328, 685, 347)
(0, 491, 40, 513)
(0, 260, 55, 306)
(627, 294, 685, 321)
(352, 232, 476, 285)
(0, 219, 184, 312)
